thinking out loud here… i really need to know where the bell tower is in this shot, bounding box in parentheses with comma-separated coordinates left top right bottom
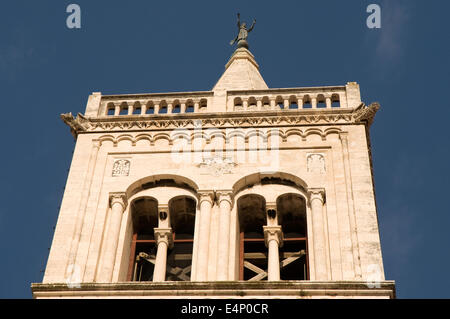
(32, 22, 395, 299)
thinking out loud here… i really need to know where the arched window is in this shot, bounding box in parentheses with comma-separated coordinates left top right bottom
(289, 96, 298, 109)
(172, 100, 181, 113)
(238, 194, 268, 281)
(331, 94, 341, 108)
(128, 197, 159, 281)
(277, 193, 308, 280)
(185, 100, 194, 113)
(127, 195, 196, 282)
(302, 95, 312, 109)
(107, 103, 115, 116)
(167, 196, 196, 281)
(248, 97, 257, 110)
(146, 102, 155, 114)
(275, 96, 284, 109)
(199, 99, 207, 111)
(317, 94, 326, 108)
(132, 102, 142, 115)
(234, 97, 243, 110)
(119, 102, 129, 115)
(159, 100, 168, 114)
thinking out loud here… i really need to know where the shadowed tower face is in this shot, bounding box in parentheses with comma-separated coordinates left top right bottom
(32, 22, 394, 299)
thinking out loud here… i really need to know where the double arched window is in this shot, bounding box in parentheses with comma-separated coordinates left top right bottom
(237, 191, 308, 281)
(127, 194, 196, 282)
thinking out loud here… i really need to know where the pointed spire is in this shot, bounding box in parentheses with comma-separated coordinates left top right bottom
(213, 47, 268, 91)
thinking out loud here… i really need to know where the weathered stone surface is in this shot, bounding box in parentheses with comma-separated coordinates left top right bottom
(33, 46, 394, 299)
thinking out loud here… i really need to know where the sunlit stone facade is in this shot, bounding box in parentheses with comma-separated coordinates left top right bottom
(31, 47, 395, 299)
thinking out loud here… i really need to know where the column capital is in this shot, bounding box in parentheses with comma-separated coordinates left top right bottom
(198, 190, 215, 205)
(216, 190, 233, 206)
(109, 192, 127, 210)
(154, 227, 173, 249)
(263, 225, 283, 247)
(92, 139, 101, 149)
(339, 131, 349, 142)
(308, 188, 326, 204)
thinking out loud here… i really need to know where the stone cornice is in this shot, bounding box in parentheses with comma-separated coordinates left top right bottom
(31, 281, 397, 299)
(61, 103, 379, 138)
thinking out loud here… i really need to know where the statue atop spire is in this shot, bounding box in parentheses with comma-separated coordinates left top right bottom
(230, 13, 256, 49)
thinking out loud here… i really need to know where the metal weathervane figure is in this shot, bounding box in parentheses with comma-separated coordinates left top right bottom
(230, 13, 256, 49)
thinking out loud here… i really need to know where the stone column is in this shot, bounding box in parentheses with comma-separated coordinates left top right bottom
(325, 97, 332, 108)
(243, 99, 248, 111)
(284, 99, 289, 109)
(195, 191, 214, 281)
(216, 191, 233, 280)
(153, 228, 173, 282)
(181, 102, 186, 113)
(263, 225, 283, 281)
(312, 97, 317, 109)
(298, 98, 303, 109)
(308, 188, 327, 280)
(256, 100, 262, 111)
(100, 192, 127, 282)
(270, 98, 276, 110)
(194, 101, 200, 113)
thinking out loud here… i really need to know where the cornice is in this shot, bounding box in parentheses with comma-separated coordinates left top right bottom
(61, 103, 379, 138)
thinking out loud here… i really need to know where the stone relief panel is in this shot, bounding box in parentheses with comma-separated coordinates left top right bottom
(197, 156, 237, 176)
(112, 159, 130, 177)
(307, 153, 325, 174)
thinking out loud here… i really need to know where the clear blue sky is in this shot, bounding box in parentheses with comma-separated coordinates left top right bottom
(0, 0, 449, 298)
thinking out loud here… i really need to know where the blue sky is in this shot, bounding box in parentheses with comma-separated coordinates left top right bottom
(0, 0, 449, 298)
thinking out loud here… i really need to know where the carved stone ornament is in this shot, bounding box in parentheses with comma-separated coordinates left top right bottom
(307, 153, 325, 174)
(112, 159, 130, 177)
(353, 102, 380, 126)
(60, 112, 89, 139)
(198, 156, 237, 176)
(263, 225, 284, 247)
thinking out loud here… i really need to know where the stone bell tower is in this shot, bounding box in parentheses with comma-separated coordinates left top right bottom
(32, 28, 395, 298)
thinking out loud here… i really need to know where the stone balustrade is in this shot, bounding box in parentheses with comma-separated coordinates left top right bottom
(92, 83, 359, 117)
(228, 86, 349, 111)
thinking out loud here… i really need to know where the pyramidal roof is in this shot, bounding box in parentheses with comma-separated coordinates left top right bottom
(213, 47, 268, 91)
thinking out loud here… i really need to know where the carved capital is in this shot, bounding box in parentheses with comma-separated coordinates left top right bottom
(308, 188, 326, 204)
(154, 227, 173, 249)
(263, 225, 283, 247)
(198, 190, 215, 205)
(92, 139, 101, 149)
(216, 190, 233, 207)
(339, 131, 349, 145)
(109, 192, 127, 210)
